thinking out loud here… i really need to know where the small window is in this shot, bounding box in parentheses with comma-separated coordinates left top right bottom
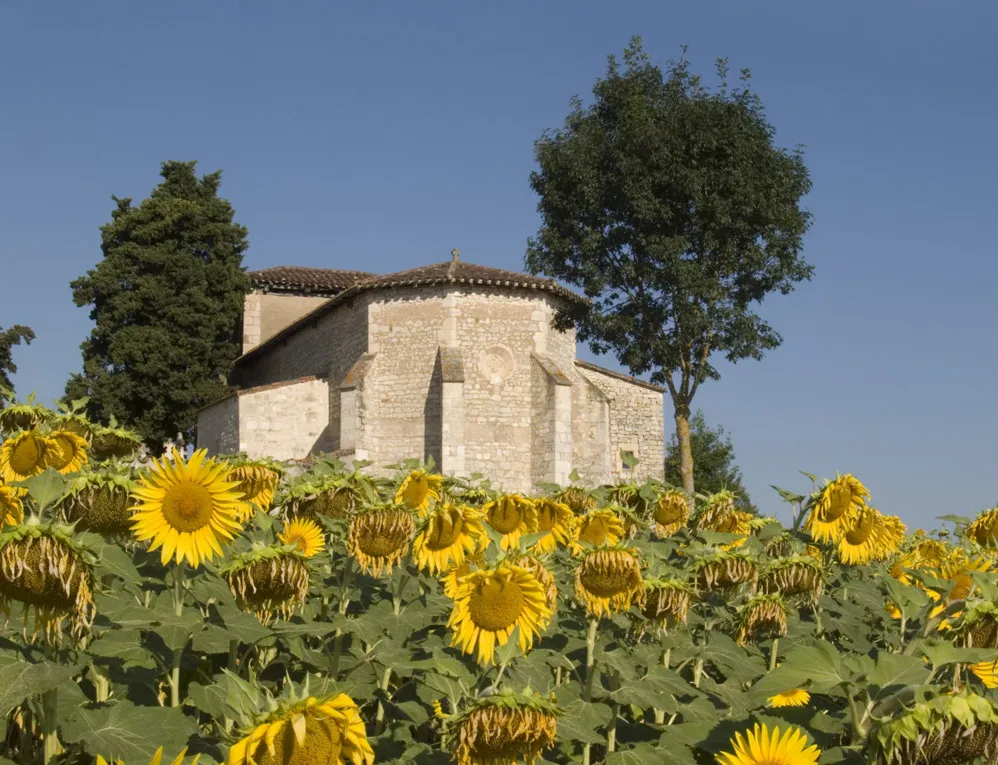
(621, 450, 635, 471)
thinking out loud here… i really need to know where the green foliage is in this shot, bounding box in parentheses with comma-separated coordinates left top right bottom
(0, 325, 35, 406)
(526, 37, 813, 495)
(664, 411, 756, 512)
(66, 160, 251, 447)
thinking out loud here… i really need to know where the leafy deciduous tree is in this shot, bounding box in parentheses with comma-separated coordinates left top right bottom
(526, 38, 813, 497)
(66, 161, 251, 447)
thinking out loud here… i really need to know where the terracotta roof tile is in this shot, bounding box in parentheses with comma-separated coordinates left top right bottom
(249, 266, 375, 293)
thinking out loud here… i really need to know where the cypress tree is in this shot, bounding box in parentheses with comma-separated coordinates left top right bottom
(67, 161, 250, 447)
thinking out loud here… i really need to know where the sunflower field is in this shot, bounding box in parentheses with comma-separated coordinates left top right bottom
(3, 397, 998, 765)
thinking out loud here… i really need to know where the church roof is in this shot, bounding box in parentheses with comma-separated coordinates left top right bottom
(236, 257, 589, 367)
(250, 266, 375, 294)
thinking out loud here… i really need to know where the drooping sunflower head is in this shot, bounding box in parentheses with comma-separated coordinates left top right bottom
(951, 600, 998, 649)
(0, 429, 49, 483)
(762, 532, 793, 559)
(759, 556, 825, 606)
(221, 545, 310, 625)
(346, 505, 415, 577)
(553, 486, 597, 516)
(716, 723, 820, 765)
(767, 688, 812, 708)
(413, 503, 489, 575)
(394, 469, 444, 514)
(0, 397, 52, 433)
(0, 485, 24, 527)
(483, 494, 538, 552)
(449, 690, 559, 765)
(693, 489, 738, 531)
(569, 509, 625, 555)
(638, 578, 693, 630)
(0, 519, 96, 642)
(280, 474, 358, 521)
(447, 560, 553, 665)
(96, 747, 199, 765)
(735, 593, 790, 646)
(804, 473, 869, 543)
(530, 499, 576, 554)
(508, 554, 558, 612)
(574, 546, 643, 618)
(41, 430, 89, 474)
(695, 550, 760, 593)
(650, 490, 690, 538)
(278, 517, 326, 558)
(90, 423, 143, 460)
(968, 507, 998, 549)
(130, 448, 248, 568)
(226, 461, 283, 517)
(61, 464, 137, 536)
(868, 690, 998, 765)
(226, 690, 374, 765)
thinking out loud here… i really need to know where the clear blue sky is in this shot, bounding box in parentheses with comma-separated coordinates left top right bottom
(1, 1, 995, 527)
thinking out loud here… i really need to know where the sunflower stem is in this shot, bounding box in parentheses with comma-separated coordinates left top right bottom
(769, 638, 779, 672)
(582, 618, 599, 765)
(41, 687, 59, 765)
(227, 639, 239, 671)
(654, 647, 672, 724)
(170, 564, 186, 707)
(330, 556, 354, 679)
(606, 702, 618, 753)
(374, 666, 393, 735)
(693, 657, 704, 689)
(17, 706, 32, 765)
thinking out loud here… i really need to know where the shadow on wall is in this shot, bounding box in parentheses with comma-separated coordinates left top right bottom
(423, 352, 443, 468)
(307, 423, 333, 457)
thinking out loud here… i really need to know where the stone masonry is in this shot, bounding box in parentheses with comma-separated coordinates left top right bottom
(198, 257, 665, 491)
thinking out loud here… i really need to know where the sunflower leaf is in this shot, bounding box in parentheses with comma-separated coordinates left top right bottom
(60, 701, 195, 763)
(0, 661, 76, 717)
(13, 468, 68, 510)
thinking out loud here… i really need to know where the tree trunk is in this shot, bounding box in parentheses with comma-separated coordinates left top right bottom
(674, 402, 695, 499)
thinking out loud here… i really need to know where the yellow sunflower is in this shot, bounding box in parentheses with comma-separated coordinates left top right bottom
(130, 448, 248, 568)
(530, 499, 575, 553)
(970, 658, 998, 689)
(483, 494, 538, 551)
(804, 473, 869, 543)
(716, 723, 820, 765)
(968, 507, 998, 548)
(279, 517, 326, 558)
(0, 430, 49, 483)
(569, 509, 624, 555)
(226, 693, 374, 765)
(574, 547, 643, 617)
(97, 748, 199, 765)
(42, 430, 89, 474)
(837, 507, 897, 565)
(395, 469, 443, 514)
(413, 503, 489, 575)
(650, 490, 689, 537)
(768, 689, 812, 708)
(447, 561, 552, 665)
(0, 485, 23, 526)
(925, 553, 995, 628)
(346, 506, 414, 577)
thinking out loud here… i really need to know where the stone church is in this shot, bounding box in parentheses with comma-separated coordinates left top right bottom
(197, 252, 665, 491)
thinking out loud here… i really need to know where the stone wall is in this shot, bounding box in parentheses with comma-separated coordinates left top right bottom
(237, 295, 370, 452)
(197, 395, 239, 456)
(242, 292, 331, 354)
(571, 374, 611, 485)
(575, 361, 665, 483)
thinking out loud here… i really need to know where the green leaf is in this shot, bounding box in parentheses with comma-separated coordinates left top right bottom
(0, 661, 76, 716)
(60, 701, 195, 762)
(867, 653, 930, 703)
(95, 543, 143, 586)
(916, 639, 995, 668)
(153, 611, 203, 652)
(605, 743, 664, 765)
(187, 669, 262, 724)
(555, 700, 609, 745)
(14, 469, 68, 509)
(87, 632, 157, 669)
(770, 485, 805, 505)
